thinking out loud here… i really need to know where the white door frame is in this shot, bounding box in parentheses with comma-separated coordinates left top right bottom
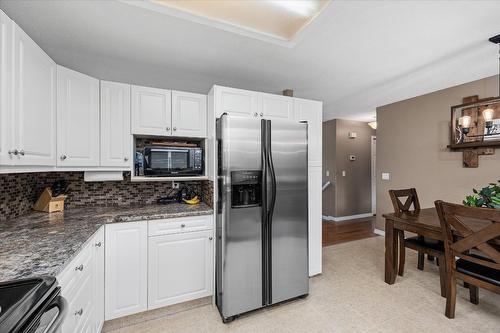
(371, 136, 376, 215)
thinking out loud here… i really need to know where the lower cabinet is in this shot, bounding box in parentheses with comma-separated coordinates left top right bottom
(104, 221, 148, 320)
(148, 230, 214, 309)
(308, 166, 323, 276)
(58, 226, 104, 333)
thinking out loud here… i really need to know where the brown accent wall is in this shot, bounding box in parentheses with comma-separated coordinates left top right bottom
(376, 75, 500, 230)
(0, 172, 213, 221)
(323, 119, 375, 217)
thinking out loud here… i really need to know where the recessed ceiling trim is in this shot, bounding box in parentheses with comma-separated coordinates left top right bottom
(120, 0, 331, 47)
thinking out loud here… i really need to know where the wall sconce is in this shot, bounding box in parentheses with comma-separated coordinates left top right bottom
(457, 115, 472, 142)
(483, 107, 499, 135)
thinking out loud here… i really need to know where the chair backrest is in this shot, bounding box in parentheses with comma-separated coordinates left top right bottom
(434, 200, 500, 271)
(389, 188, 421, 213)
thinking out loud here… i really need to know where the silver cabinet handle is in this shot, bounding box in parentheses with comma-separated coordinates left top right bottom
(95, 242, 102, 247)
(166, 127, 170, 131)
(209, 237, 213, 240)
(8, 149, 18, 155)
(260, 113, 263, 117)
(181, 224, 186, 228)
(19, 149, 25, 156)
(74, 308, 83, 316)
(173, 127, 177, 131)
(75, 264, 84, 271)
(60, 155, 67, 160)
(124, 157, 128, 162)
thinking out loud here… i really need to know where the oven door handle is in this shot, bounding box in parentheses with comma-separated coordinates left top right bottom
(44, 296, 68, 333)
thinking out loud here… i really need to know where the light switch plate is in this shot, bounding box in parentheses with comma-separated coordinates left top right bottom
(342, 170, 346, 177)
(382, 172, 390, 180)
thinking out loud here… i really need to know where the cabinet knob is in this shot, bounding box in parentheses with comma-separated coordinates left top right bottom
(19, 149, 25, 156)
(8, 149, 18, 155)
(254, 112, 258, 117)
(95, 241, 102, 247)
(181, 224, 186, 228)
(124, 157, 129, 162)
(260, 113, 263, 117)
(60, 155, 67, 160)
(74, 308, 83, 316)
(75, 264, 84, 271)
(209, 237, 213, 241)
(173, 127, 177, 131)
(166, 127, 170, 131)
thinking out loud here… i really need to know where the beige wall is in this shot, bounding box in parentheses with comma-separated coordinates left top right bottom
(376, 75, 500, 231)
(323, 119, 375, 217)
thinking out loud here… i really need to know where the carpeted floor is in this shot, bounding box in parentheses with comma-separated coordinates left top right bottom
(105, 236, 499, 332)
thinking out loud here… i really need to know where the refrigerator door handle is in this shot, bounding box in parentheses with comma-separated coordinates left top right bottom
(267, 120, 277, 219)
(261, 119, 269, 306)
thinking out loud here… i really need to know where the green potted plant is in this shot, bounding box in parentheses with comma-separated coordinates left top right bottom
(463, 180, 500, 209)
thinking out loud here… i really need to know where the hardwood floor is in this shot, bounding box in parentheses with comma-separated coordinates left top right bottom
(322, 216, 378, 246)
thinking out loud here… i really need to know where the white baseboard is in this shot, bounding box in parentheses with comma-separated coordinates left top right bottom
(374, 228, 385, 237)
(322, 213, 374, 222)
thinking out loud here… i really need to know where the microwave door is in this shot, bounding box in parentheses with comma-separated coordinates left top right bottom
(170, 149, 190, 173)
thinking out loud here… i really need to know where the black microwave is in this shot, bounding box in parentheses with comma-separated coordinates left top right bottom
(143, 146, 204, 177)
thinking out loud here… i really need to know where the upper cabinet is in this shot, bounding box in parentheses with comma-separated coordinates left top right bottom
(294, 98, 323, 166)
(215, 86, 259, 118)
(57, 65, 100, 167)
(261, 93, 294, 120)
(131, 85, 172, 136)
(0, 11, 13, 166)
(171, 90, 207, 137)
(131, 86, 207, 138)
(100, 81, 131, 168)
(0, 13, 57, 167)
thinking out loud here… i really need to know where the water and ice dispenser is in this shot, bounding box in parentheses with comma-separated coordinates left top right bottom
(231, 170, 262, 208)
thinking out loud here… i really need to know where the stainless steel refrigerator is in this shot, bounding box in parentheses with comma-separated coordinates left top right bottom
(216, 114, 309, 322)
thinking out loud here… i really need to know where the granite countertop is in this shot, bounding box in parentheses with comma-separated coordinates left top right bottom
(0, 203, 213, 282)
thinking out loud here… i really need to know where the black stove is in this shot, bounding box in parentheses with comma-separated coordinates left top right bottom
(0, 277, 67, 333)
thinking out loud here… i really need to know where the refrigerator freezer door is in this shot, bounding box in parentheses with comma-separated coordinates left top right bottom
(217, 115, 263, 319)
(269, 119, 309, 304)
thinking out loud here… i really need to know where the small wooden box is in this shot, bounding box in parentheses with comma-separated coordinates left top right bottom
(33, 187, 67, 213)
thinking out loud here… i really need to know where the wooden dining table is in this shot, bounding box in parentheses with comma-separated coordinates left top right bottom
(383, 207, 500, 285)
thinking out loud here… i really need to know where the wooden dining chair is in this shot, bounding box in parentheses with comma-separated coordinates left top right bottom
(389, 188, 447, 297)
(434, 200, 500, 318)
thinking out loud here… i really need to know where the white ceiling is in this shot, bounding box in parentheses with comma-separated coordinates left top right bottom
(1, 0, 499, 122)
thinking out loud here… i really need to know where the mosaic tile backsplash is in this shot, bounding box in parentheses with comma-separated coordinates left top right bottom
(0, 172, 213, 222)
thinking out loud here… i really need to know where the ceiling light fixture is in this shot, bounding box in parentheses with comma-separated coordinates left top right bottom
(271, 0, 319, 16)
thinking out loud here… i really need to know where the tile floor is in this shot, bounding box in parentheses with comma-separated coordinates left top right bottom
(105, 236, 499, 332)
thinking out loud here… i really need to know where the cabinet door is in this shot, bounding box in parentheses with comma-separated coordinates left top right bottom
(105, 221, 148, 320)
(308, 166, 322, 276)
(93, 227, 105, 333)
(100, 81, 131, 167)
(294, 98, 323, 167)
(261, 93, 294, 120)
(0, 11, 13, 165)
(215, 86, 259, 118)
(148, 230, 214, 310)
(57, 65, 99, 166)
(171, 90, 207, 137)
(12, 23, 56, 166)
(131, 85, 171, 136)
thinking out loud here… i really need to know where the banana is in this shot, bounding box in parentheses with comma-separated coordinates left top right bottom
(183, 196, 200, 205)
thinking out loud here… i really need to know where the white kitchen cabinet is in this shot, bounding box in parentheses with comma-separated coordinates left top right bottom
(148, 230, 214, 310)
(171, 90, 207, 137)
(57, 65, 99, 167)
(105, 221, 148, 320)
(58, 227, 104, 333)
(93, 227, 105, 333)
(294, 98, 323, 167)
(100, 81, 131, 167)
(308, 166, 322, 276)
(260, 93, 294, 120)
(131, 85, 172, 136)
(0, 10, 13, 166)
(214, 86, 259, 118)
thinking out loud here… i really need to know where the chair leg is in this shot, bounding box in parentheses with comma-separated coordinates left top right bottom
(469, 285, 479, 305)
(436, 257, 440, 266)
(398, 231, 405, 276)
(445, 274, 456, 319)
(417, 252, 424, 270)
(438, 256, 447, 297)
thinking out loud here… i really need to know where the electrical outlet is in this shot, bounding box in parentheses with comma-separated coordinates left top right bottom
(382, 173, 390, 180)
(172, 182, 180, 189)
(342, 170, 346, 177)
(326, 170, 330, 177)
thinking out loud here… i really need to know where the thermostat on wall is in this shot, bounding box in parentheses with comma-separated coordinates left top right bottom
(348, 154, 356, 161)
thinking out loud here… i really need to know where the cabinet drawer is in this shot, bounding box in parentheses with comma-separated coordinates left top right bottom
(61, 271, 94, 333)
(148, 215, 213, 236)
(57, 239, 93, 299)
